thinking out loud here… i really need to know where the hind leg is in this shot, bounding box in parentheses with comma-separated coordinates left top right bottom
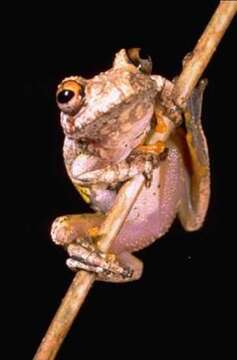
(177, 80, 210, 231)
(51, 213, 105, 247)
(51, 214, 142, 282)
(68, 251, 143, 283)
(97, 252, 143, 283)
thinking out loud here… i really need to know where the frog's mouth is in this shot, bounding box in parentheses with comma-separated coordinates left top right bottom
(60, 113, 78, 138)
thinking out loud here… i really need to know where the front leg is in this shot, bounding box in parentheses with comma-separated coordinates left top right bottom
(72, 150, 165, 186)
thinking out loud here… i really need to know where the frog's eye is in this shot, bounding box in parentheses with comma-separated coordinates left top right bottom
(57, 89, 75, 104)
(56, 79, 85, 115)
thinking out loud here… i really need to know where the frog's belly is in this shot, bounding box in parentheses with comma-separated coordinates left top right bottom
(111, 141, 183, 253)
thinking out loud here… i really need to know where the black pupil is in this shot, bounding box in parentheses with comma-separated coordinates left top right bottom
(57, 89, 75, 104)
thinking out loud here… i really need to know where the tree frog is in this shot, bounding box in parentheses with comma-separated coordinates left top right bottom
(51, 49, 210, 282)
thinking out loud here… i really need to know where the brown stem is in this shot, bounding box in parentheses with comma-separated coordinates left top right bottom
(173, 0, 237, 109)
(33, 2, 237, 359)
(33, 176, 145, 360)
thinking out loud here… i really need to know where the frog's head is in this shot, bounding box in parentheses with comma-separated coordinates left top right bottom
(56, 49, 157, 140)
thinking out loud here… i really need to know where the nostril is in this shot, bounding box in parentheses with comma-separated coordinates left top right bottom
(57, 89, 75, 104)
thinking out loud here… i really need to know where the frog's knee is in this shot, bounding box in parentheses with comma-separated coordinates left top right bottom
(51, 216, 77, 246)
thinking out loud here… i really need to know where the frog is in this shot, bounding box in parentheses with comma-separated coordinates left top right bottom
(51, 48, 210, 282)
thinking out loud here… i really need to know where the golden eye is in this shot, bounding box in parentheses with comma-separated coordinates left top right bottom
(56, 79, 85, 115)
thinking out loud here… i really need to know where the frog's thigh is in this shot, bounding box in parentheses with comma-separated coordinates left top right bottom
(51, 213, 105, 246)
(97, 252, 143, 283)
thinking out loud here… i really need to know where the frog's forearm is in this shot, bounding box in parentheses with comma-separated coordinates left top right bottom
(72, 160, 141, 185)
(71, 154, 158, 185)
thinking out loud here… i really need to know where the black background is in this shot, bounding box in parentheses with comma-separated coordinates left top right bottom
(14, 1, 236, 359)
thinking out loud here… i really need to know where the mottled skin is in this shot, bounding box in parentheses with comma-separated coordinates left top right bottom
(51, 49, 210, 282)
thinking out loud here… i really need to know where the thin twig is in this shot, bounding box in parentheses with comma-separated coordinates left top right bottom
(33, 176, 145, 360)
(173, 0, 237, 109)
(33, 2, 237, 359)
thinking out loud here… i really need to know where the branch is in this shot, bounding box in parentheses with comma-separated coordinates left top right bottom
(33, 2, 237, 359)
(173, 0, 237, 109)
(34, 176, 146, 360)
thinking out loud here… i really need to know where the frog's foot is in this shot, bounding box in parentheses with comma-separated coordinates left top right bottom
(66, 241, 135, 281)
(97, 252, 143, 283)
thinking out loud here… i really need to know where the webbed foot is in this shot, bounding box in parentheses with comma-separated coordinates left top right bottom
(67, 241, 133, 281)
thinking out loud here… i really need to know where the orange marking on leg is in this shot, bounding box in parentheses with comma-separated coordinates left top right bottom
(137, 141, 166, 155)
(88, 226, 100, 237)
(155, 115, 168, 133)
